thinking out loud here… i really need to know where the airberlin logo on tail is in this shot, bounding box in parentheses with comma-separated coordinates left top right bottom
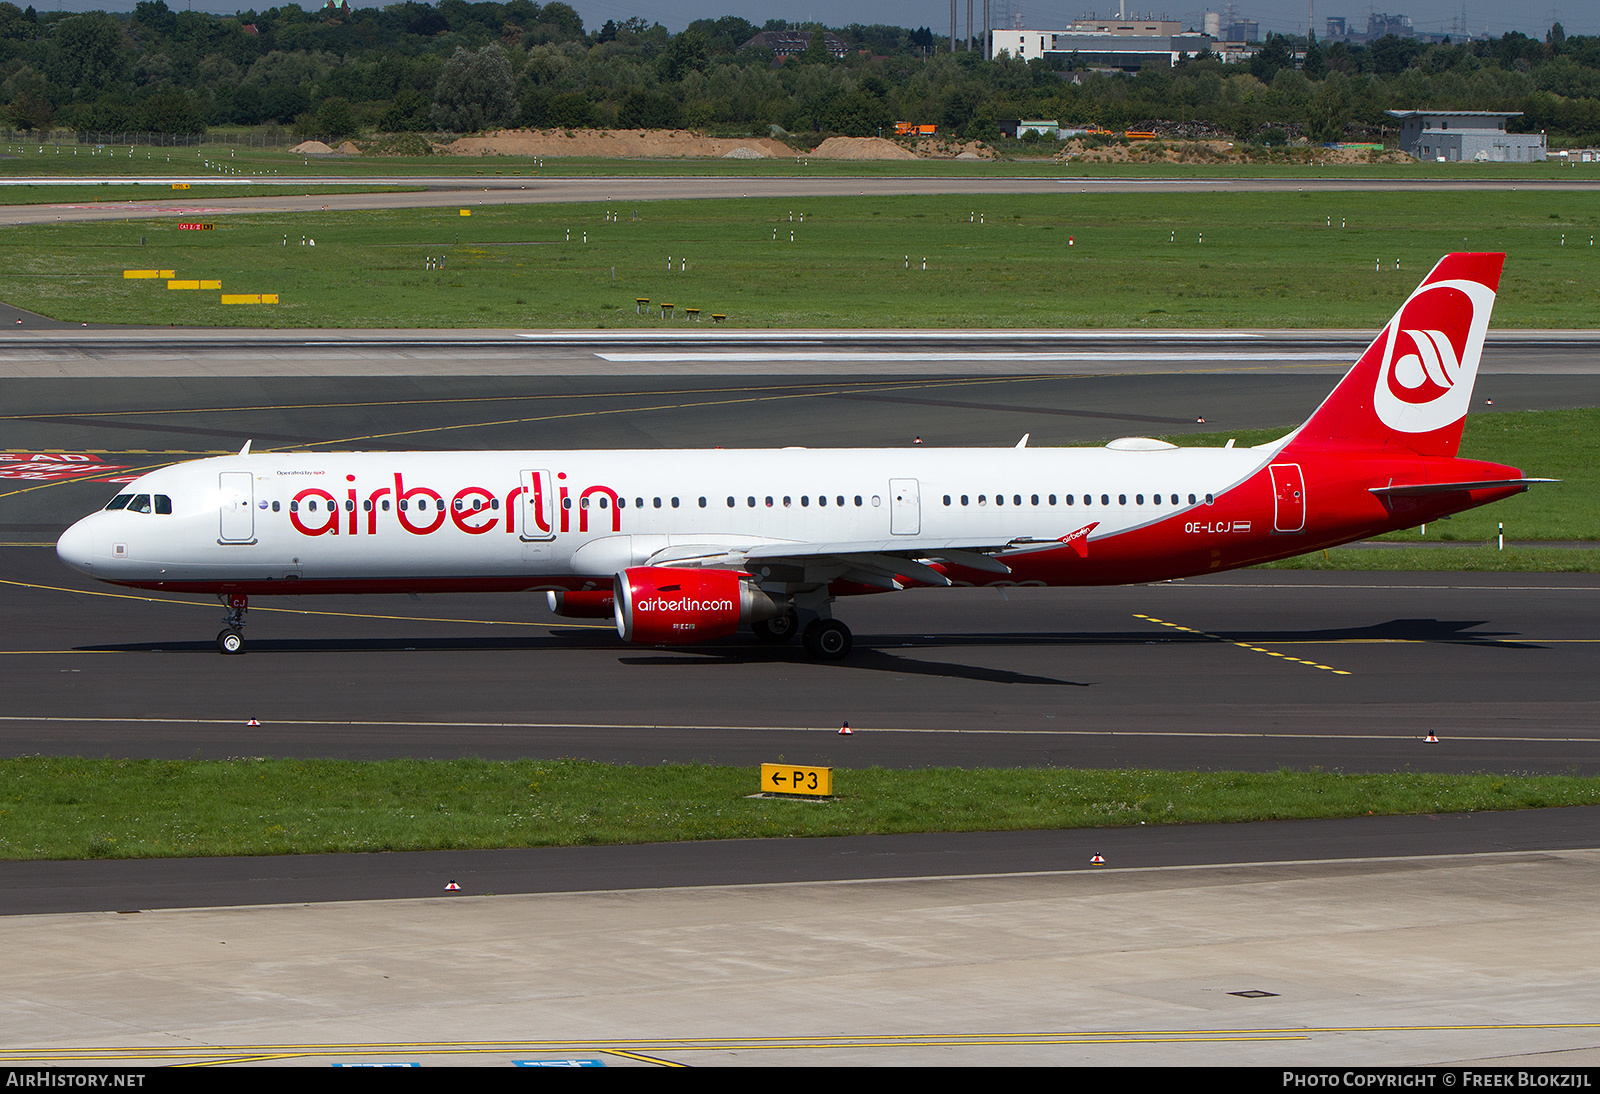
(1373, 277, 1496, 434)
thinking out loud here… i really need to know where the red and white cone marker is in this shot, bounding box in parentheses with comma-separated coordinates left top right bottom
(247, 718, 260, 726)
(445, 881, 461, 891)
(1425, 732, 1439, 743)
(839, 721, 852, 735)
(1090, 853, 1105, 865)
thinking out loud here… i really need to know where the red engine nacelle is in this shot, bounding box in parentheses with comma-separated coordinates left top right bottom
(614, 567, 784, 645)
(547, 589, 616, 618)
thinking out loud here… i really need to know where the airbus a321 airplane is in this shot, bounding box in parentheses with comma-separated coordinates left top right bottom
(57, 252, 1545, 659)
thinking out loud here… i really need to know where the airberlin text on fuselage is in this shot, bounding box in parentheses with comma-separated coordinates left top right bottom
(280, 470, 619, 538)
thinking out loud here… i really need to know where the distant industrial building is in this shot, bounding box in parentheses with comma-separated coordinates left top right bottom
(1386, 111, 1546, 162)
(991, 23, 1221, 71)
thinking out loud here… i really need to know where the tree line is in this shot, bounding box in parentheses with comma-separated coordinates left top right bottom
(0, 2, 1594, 147)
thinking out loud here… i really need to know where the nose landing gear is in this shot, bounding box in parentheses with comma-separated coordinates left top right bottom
(217, 593, 247, 654)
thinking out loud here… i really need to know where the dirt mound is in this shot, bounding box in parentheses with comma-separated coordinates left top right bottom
(441, 129, 795, 159)
(913, 138, 999, 159)
(291, 140, 334, 155)
(1057, 138, 1413, 167)
(336, 140, 361, 155)
(808, 136, 919, 160)
(722, 146, 769, 159)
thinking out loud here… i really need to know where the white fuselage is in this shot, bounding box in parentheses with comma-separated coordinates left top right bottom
(56, 445, 1275, 590)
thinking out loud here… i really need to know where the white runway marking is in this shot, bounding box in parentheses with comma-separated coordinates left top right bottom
(595, 351, 1353, 364)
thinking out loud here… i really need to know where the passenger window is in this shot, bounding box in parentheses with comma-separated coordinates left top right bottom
(800, 496, 809, 507)
(363, 500, 373, 512)
(836, 496, 845, 507)
(104, 494, 132, 511)
(1205, 494, 1214, 504)
(1031, 495, 1038, 506)
(345, 499, 355, 512)
(1065, 495, 1074, 506)
(1049, 495, 1057, 505)
(961, 495, 969, 506)
(854, 496, 862, 506)
(698, 497, 706, 508)
(995, 494, 1004, 506)
(383, 500, 391, 511)
(1119, 495, 1127, 505)
(747, 497, 755, 507)
(783, 497, 791, 507)
(154, 495, 172, 515)
(1153, 494, 1161, 505)
(671, 498, 679, 508)
(727, 497, 735, 508)
(943, 495, 951, 506)
(580, 497, 589, 509)
(1101, 495, 1109, 506)
(1170, 494, 1178, 505)
(289, 501, 299, 513)
(1014, 495, 1021, 506)
(398, 499, 407, 511)
(563, 498, 572, 509)
(1136, 494, 1144, 505)
(818, 495, 827, 507)
(765, 497, 774, 507)
(978, 495, 987, 505)
(272, 501, 281, 512)
(653, 498, 662, 508)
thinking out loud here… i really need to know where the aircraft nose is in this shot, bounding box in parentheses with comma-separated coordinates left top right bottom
(56, 516, 96, 573)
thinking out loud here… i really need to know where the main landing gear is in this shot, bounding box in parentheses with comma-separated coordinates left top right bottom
(217, 593, 247, 655)
(801, 618, 852, 660)
(750, 605, 852, 660)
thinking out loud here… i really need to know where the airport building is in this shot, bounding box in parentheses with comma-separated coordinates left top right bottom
(1385, 110, 1546, 163)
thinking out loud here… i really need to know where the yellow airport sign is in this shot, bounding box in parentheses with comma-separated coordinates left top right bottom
(168, 280, 221, 290)
(171, 183, 189, 189)
(459, 209, 471, 216)
(221, 293, 279, 304)
(124, 270, 175, 279)
(760, 763, 832, 797)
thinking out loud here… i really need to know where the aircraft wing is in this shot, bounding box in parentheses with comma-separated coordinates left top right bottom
(643, 536, 1021, 588)
(643, 525, 1101, 589)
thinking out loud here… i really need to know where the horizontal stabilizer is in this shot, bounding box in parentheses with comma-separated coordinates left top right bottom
(1370, 479, 1557, 497)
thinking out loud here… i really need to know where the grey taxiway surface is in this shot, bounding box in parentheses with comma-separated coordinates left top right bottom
(2, 330, 1599, 1066)
(7, 171, 1600, 226)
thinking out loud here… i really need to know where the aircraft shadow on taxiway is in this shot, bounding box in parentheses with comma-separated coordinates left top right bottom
(75, 616, 1538, 663)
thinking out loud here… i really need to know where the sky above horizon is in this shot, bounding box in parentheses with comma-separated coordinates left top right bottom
(24, 1, 1589, 42)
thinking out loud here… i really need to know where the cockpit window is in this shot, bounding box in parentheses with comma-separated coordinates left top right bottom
(126, 494, 152, 514)
(104, 494, 132, 511)
(154, 495, 172, 515)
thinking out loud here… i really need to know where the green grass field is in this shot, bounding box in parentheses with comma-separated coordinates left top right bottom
(3, 757, 1595, 861)
(0, 189, 1596, 328)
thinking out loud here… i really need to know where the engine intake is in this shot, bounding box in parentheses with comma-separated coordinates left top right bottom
(614, 567, 784, 645)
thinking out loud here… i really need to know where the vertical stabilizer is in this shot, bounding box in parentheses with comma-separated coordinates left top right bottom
(1286, 253, 1503, 458)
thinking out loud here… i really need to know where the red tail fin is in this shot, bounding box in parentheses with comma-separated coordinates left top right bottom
(1287, 253, 1503, 458)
